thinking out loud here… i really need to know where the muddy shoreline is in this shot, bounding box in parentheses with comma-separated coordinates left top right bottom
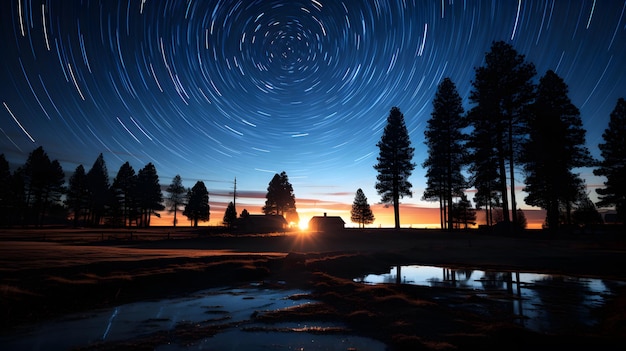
(2, 228, 626, 350)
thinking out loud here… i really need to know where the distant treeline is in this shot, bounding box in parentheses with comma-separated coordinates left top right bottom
(0, 149, 167, 227)
(0, 148, 299, 229)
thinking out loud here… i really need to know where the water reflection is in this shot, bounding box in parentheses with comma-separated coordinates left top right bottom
(0, 287, 385, 351)
(355, 265, 624, 333)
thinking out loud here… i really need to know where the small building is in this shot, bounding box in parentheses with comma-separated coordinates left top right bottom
(308, 213, 345, 232)
(237, 214, 287, 233)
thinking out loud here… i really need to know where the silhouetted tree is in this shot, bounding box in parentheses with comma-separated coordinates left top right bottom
(240, 208, 250, 218)
(7, 168, 26, 226)
(263, 171, 297, 218)
(374, 106, 416, 229)
(522, 70, 593, 231)
(423, 78, 468, 230)
(111, 162, 137, 227)
(165, 174, 186, 227)
(468, 41, 536, 226)
(0, 154, 13, 226)
(450, 193, 476, 229)
(223, 201, 237, 229)
(86, 154, 110, 226)
(594, 98, 626, 224)
(21, 146, 65, 226)
(351, 188, 375, 228)
(136, 163, 164, 227)
(516, 208, 527, 230)
(184, 181, 209, 227)
(467, 107, 502, 226)
(43, 160, 66, 225)
(66, 164, 89, 227)
(573, 192, 603, 230)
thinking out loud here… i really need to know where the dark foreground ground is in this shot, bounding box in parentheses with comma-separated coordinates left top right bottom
(1, 227, 626, 350)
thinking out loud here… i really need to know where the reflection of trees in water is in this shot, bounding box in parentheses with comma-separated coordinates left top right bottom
(479, 271, 508, 290)
(448, 269, 475, 288)
(530, 276, 595, 332)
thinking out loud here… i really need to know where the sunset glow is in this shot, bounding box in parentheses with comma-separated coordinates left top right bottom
(1, 1, 621, 230)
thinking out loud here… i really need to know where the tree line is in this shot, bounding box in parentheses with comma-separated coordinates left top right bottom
(0, 147, 308, 228)
(0, 148, 164, 227)
(419, 40, 625, 232)
(0, 145, 376, 229)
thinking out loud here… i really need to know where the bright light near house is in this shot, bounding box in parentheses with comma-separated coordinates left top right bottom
(298, 218, 309, 231)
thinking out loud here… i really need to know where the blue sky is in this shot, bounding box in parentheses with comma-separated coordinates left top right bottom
(2, 0, 624, 227)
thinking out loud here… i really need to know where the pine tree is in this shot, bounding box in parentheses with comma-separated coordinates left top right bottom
(7, 168, 26, 226)
(522, 70, 593, 231)
(516, 208, 527, 230)
(21, 146, 65, 226)
(111, 162, 137, 227)
(184, 181, 210, 227)
(594, 98, 626, 224)
(450, 194, 476, 229)
(423, 78, 467, 230)
(262, 171, 297, 218)
(0, 154, 11, 226)
(468, 41, 536, 226)
(166, 174, 186, 227)
(374, 106, 416, 229)
(223, 201, 237, 229)
(66, 165, 89, 227)
(573, 193, 603, 229)
(136, 163, 164, 227)
(86, 154, 110, 226)
(351, 188, 375, 228)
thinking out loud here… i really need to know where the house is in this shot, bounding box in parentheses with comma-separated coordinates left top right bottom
(308, 213, 345, 232)
(237, 214, 287, 233)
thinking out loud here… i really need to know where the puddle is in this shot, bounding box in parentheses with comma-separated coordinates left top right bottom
(0, 286, 385, 351)
(355, 265, 625, 333)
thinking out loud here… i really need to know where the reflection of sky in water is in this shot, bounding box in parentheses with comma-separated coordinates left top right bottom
(0, 287, 385, 351)
(356, 265, 625, 334)
(159, 329, 386, 351)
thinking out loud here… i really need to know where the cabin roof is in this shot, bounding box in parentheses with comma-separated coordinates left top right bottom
(308, 215, 345, 224)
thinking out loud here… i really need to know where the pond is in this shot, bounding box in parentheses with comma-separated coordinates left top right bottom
(355, 265, 625, 333)
(1, 286, 386, 351)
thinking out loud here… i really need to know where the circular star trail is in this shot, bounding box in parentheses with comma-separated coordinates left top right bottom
(1, 0, 625, 225)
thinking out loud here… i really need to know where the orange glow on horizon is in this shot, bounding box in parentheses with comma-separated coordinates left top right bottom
(151, 202, 546, 229)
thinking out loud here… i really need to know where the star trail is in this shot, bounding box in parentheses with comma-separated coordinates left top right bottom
(1, 0, 625, 227)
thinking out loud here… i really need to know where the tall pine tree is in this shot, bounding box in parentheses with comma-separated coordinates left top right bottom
(594, 98, 626, 224)
(374, 106, 415, 229)
(136, 163, 164, 227)
(468, 41, 536, 227)
(66, 164, 89, 227)
(166, 174, 186, 227)
(111, 162, 137, 227)
(86, 154, 110, 226)
(423, 78, 467, 230)
(20, 146, 65, 226)
(522, 70, 593, 231)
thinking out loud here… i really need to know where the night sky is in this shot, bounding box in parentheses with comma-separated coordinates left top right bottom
(1, 0, 625, 227)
